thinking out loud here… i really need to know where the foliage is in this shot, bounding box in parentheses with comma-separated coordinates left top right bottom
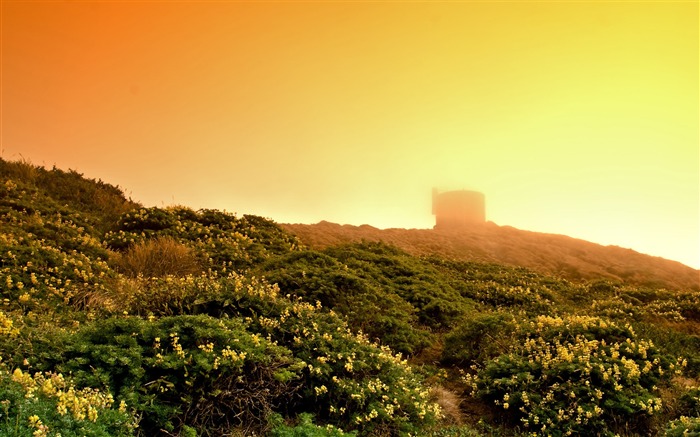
(25, 270, 444, 435)
(269, 413, 356, 436)
(664, 416, 700, 436)
(678, 387, 700, 417)
(245, 297, 443, 435)
(104, 206, 300, 272)
(0, 158, 137, 234)
(0, 178, 117, 316)
(45, 314, 300, 436)
(325, 243, 471, 330)
(590, 286, 700, 324)
(261, 249, 431, 355)
(117, 271, 443, 434)
(0, 366, 136, 437)
(463, 315, 684, 436)
(441, 312, 517, 366)
(2, 158, 700, 436)
(426, 258, 563, 314)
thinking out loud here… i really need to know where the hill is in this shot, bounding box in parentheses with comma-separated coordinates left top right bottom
(1, 157, 700, 437)
(282, 221, 699, 292)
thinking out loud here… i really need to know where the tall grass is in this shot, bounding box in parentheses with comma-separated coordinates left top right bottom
(114, 236, 201, 278)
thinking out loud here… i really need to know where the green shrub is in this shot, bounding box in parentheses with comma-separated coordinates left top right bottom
(104, 207, 300, 272)
(0, 158, 137, 234)
(631, 322, 700, 378)
(426, 258, 559, 314)
(247, 298, 443, 435)
(325, 243, 470, 330)
(678, 387, 700, 417)
(109, 272, 442, 434)
(464, 315, 683, 436)
(36, 270, 443, 436)
(48, 314, 301, 436)
(269, 413, 356, 436)
(0, 366, 136, 437)
(0, 178, 117, 315)
(664, 416, 700, 436)
(261, 250, 430, 355)
(441, 312, 516, 366)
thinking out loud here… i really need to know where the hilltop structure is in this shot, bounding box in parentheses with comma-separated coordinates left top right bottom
(432, 188, 485, 229)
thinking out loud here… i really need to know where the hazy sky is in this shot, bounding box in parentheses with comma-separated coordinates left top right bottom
(2, 1, 698, 269)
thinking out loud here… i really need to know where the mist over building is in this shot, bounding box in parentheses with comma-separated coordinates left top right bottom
(432, 188, 485, 229)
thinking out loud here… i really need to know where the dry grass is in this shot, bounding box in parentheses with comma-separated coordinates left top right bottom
(431, 385, 464, 426)
(653, 375, 700, 434)
(74, 275, 139, 313)
(114, 236, 202, 278)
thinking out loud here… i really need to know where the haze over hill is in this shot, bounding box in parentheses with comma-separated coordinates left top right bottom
(282, 221, 700, 292)
(5, 1, 698, 272)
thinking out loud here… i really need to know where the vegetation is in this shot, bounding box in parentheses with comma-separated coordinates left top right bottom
(1, 157, 699, 436)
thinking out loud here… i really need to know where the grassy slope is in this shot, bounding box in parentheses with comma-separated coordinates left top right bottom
(1, 158, 700, 437)
(282, 221, 700, 291)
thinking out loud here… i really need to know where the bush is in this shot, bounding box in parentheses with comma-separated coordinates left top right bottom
(0, 366, 136, 437)
(269, 413, 356, 436)
(106, 271, 443, 435)
(441, 312, 516, 366)
(261, 250, 430, 355)
(426, 258, 559, 314)
(678, 387, 700, 417)
(104, 207, 300, 272)
(0, 158, 137, 234)
(247, 298, 443, 435)
(464, 315, 683, 436)
(35, 270, 444, 436)
(664, 416, 700, 436)
(324, 243, 470, 330)
(113, 236, 201, 278)
(0, 179, 117, 315)
(47, 315, 301, 436)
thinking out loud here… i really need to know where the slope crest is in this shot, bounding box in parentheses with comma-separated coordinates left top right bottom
(281, 222, 700, 291)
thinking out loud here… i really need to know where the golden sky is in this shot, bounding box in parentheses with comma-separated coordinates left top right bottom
(2, 0, 699, 269)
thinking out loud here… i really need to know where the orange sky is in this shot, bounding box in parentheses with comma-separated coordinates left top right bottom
(2, 0, 699, 269)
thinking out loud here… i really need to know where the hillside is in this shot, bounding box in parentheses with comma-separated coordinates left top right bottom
(1, 157, 700, 437)
(282, 221, 700, 292)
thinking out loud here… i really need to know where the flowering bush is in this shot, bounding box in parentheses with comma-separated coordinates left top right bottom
(324, 243, 469, 330)
(261, 249, 431, 355)
(32, 270, 444, 435)
(664, 416, 700, 436)
(678, 387, 700, 417)
(108, 272, 442, 435)
(247, 297, 443, 435)
(464, 315, 683, 436)
(269, 413, 356, 436)
(426, 258, 561, 314)
(50, 314, 301, 435)
(0, 366, 136, 436)
(104, 207, 301, 272)
(0, 176, 119, 318)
